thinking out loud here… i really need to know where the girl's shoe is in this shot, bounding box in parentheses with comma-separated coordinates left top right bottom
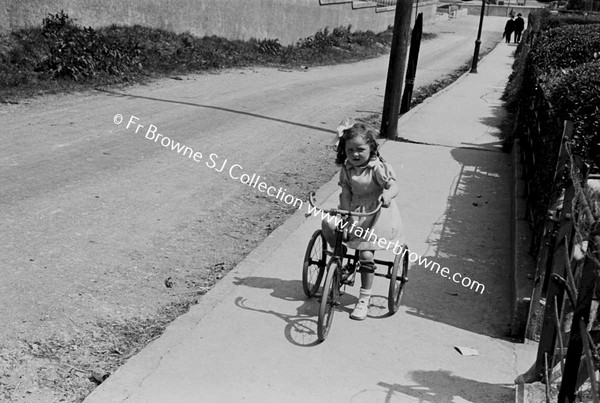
(350, 299, 369, 320)
(350, 288, 371, 320)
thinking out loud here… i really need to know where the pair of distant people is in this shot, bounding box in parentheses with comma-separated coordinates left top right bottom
(503, 13, 525, 43)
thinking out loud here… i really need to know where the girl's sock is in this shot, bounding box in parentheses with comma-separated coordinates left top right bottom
(351, 288, 371, 320)
(358, 287, 372, 303)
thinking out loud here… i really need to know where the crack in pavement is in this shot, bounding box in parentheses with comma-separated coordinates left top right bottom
(395, 136, 505, 153)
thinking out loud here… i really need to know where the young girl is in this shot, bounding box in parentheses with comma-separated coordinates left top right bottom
(322, 121, 403, 320)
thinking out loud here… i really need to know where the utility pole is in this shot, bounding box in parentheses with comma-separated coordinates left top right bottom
(380, 0, 414, 139)
(400, 13, 423, 114)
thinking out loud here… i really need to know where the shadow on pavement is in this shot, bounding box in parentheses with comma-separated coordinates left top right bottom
(230, 276, 338, 347)
(376, 369, 513, 402)
(232, 275, 397, 345)
(235, 295, 321, 347)
(401, 142, 513, 340)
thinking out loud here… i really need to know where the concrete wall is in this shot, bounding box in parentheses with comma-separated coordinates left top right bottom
(0, 0, 438, 45)
(459, 3, 545, 18)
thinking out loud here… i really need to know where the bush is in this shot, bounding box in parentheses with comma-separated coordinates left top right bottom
(503, 28, 532, 112)
(529, 23, 600, 74)
(544, 60, 600, 171)
(505, 9, 600, 245)
(526, 21, 600, 172)
(0, 30, 45, 87)
(290, 25, 390, 63)
(37, 11, 143, 80)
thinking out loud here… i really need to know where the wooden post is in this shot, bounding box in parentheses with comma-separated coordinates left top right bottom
(558, 236, 599, 402)
(542, 122, 573, 294)
(524, 123, 572, 341)
(400, 13, 423, 114)
(532, 182, 575, 380)
(380, 0, 414, 139)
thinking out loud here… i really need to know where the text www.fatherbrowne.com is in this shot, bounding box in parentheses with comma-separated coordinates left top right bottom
(114, 114, 485, 295)
(307, 206, 485, 294)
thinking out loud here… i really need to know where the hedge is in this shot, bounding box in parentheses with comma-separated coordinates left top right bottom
(529, 23, 600, 75)
(543, 60, 600, 170)
(505, 11, 600, 248)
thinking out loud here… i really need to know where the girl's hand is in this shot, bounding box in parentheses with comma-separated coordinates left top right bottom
(379, 192, 392, 208)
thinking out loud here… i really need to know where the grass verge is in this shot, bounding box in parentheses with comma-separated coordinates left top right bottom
(0, 11, 442, 103)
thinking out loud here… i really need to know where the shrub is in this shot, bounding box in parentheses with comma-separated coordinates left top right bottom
(528, 23, 600, 75)
(543, 60, 600, 171)
(0, 30, 45, 86)
(505, 10, 600, 245)
(37, 11, 142, 80)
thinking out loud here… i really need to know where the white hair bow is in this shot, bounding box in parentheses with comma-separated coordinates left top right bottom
(333, 117, 355, 149)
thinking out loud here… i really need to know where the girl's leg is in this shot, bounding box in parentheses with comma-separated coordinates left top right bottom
(321, 218, 350, 260)
(321, 219, 337, 249)
(350, 250, 375, 320)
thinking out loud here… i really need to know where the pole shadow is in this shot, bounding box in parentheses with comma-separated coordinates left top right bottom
(96, 89, 334, 135)
(375, 370, 514, 402)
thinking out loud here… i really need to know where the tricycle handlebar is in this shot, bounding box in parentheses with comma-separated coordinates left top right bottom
(307, 191, 382, 217)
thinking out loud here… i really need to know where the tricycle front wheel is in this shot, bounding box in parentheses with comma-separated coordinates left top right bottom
(388, 245, 409, 314)
(302, 230, 327, 298)
(318, 259, 341, 341)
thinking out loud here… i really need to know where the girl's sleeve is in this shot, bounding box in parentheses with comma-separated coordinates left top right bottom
(338, 166, 351, 192)
(373, 161, 397, 190)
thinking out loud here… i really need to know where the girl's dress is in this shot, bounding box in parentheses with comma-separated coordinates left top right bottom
(340, 156, 404, 250)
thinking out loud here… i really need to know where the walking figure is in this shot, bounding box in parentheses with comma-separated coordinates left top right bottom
(503, 16, 515, 43)
(514, 13, 525, 43)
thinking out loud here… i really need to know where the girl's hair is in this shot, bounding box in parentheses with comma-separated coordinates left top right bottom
(335, 123, 380, 165)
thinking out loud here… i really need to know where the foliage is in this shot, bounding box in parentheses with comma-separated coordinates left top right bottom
(287, 25, 391, 64)
(528, 23, 600, 74)
(543, 60, 600, 171)
(529, 23, 600, 172)
(37, 11, 143, 81)
(567, 0, 585, 10)
(0, 14, 395, 99)
(504, 9, 600, 247)
(256, 38, 282, 55)
(503, 29, 532, 112)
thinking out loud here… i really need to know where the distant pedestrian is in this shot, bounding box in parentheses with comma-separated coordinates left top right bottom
(322, 120, 403, 321)
(503, 16, 515, 43)
(514, 13, 525, 43)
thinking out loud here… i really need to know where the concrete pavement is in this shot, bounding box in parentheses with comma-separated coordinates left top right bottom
(84, 40, 537, 403)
